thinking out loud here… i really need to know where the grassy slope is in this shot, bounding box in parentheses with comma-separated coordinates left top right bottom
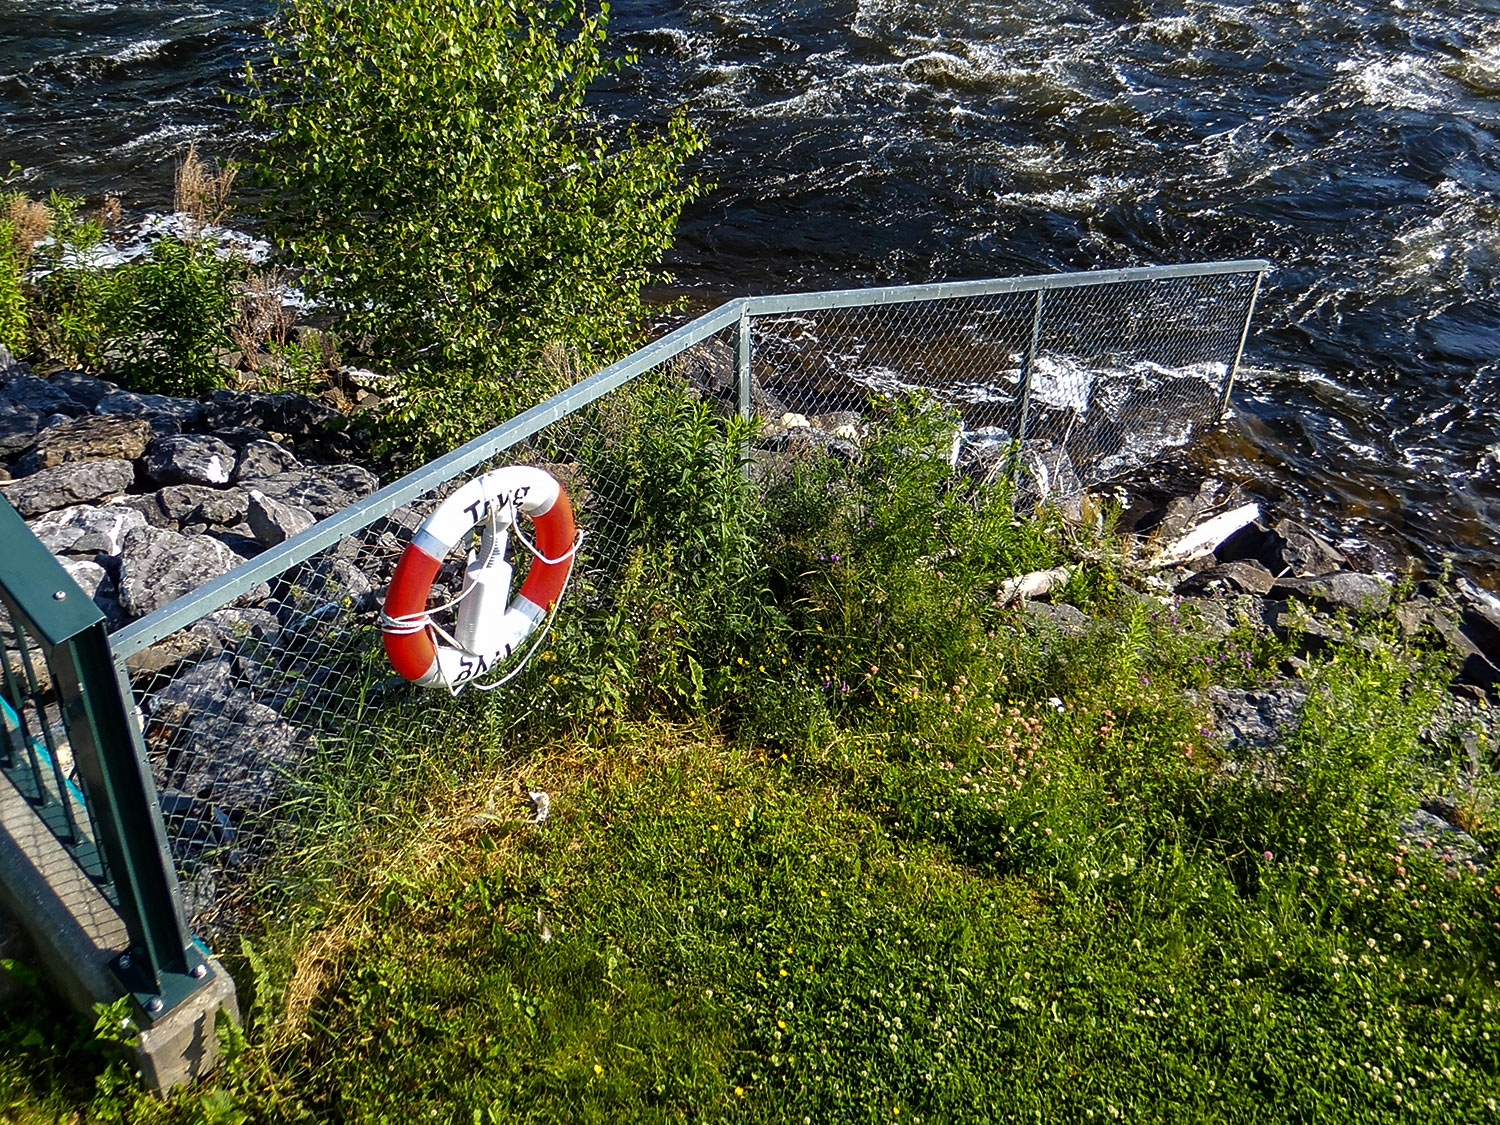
(3, 393, 1500, 1123)
(5, 622, 1499, 1124)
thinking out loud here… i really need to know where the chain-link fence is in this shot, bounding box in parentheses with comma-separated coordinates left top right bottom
(745, 267, 1263, 514)
(96, 262, 1264, 939)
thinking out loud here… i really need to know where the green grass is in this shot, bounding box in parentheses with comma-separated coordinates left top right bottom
(2, 394, 1499, 1122)
(6, 625, 1498, 1123)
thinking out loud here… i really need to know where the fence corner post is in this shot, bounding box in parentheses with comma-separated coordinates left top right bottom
(1007, 288, 1046, 485)
(736, 308, 754, 480)
(1219, 269, 1265, 423)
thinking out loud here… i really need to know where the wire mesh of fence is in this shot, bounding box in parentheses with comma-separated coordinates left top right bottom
(744, 270, 1263, 519)
(87, 263, 1264, 941)
(120, 331, 740, 935)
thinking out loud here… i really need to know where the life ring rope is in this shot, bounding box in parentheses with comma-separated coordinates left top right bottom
(378, 521, 583, 691)
(378, 464, 581, 694)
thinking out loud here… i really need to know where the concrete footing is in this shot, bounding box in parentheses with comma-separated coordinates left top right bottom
(0, 778, 239, 1091)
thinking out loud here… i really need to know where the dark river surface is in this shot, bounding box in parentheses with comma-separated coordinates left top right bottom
(3, 0, 1499, 582)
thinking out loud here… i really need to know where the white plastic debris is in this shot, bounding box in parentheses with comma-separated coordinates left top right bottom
(1153, 503, 1260, 568)
(527, 790, 551, 825)
(998, 566, 1072, 605)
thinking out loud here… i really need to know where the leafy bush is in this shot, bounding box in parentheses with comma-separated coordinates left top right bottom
(541, 380, 766, 718)
(21, 192, 118, 368)
(107, 238, 236, 396)
(0, 222, 24, 352)
(246, 0, 707, 457)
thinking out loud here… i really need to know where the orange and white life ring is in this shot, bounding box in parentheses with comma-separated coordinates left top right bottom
(380, 465, 579, 693)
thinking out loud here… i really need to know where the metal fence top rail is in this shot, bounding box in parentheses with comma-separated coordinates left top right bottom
(109, 260, 1270, 660)
(741, 259, 1271, 316)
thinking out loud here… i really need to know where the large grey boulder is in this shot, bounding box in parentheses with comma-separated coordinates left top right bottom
(108, 493, 177, 530)
(154, 484, 250, 528)
(1206, 685, 1309, 755)
(0, 374, 87, 419)
(0, 410, 39, 456)
(1271, 519, 1346, 577)
(142, 434, 238, 487)
(95, 389, 204, 433)
(246, 490, 315, 547)
(116, 526, 247, 618)
(58, 557, 111, 602)
(0, 458, 136, 516)
(232, 439, 302, 482)
(1273, 571, 1393, 615)
(203, 389, 340, 438)
(31, 415, 153, 470)
(124, 607, 282, 679)
(1176, 559, 1276, 597)
(248, 464, 379, 519)
(46, 370, 119, 409)
(144, 660, 309, 814)
(28, 503, 146, 557)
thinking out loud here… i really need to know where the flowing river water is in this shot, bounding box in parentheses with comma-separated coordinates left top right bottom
(3, 0, 1499, 582)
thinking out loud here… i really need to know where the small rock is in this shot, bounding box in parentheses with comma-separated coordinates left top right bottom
(0, 410, 40, 456)
(1177, 559, 1276, 597)
(28, 503, 146, 557)
(1271, 519, 1347, 577)
(1393, 597, 1431, 637)
(1399, 809, 1486, 871)
(197, 489, 251, 527)
(341, 365, 393, 393)
(1428, 607, 1500, 689)
(142, 434, 239, 487)
(0, 342, 22, 376)
(1206, 685, 1309, 753)
(116, 527, 248, 618)
(0, 458, 136, 516)
(31, 415, 153, 470)
(231, 439, 301, 482)
(1175, 596, 1234, 637)
(1025, 600, 1089, 634)
(246, 490, 316, 547)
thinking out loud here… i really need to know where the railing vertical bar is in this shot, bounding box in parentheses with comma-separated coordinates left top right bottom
(0, 632, 23, 770)
(6, 628, 51, 808)
(1219, 270, 1265, 422)
(13, 632, 82, 842)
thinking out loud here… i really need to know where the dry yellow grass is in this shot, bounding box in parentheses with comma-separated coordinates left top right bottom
(271, 719, 728, 1049)
(3, 194, 51, 260)
(231, 268, 297, 360)
(174, 142, 238, 229)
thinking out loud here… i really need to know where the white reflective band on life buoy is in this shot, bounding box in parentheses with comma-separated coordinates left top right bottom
(380, 465, 578, 693)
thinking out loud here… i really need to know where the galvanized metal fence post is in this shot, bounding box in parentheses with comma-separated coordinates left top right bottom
(1219, 268, 1266, 422)
(737, 308, 754, 478)
(0, 497, 213, 1019)
(1009, 288, 1046, 481)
